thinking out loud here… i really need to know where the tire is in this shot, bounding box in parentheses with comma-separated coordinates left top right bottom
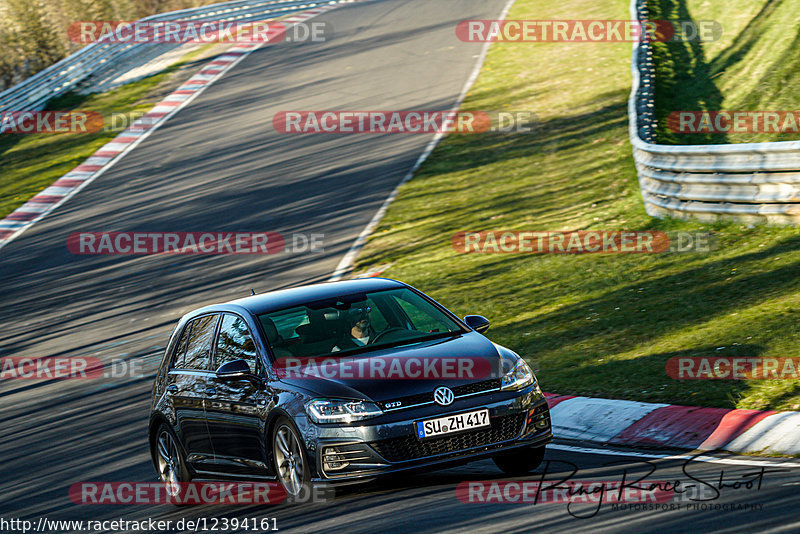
(272, 417, 311, 497)
(492, 445, 546, 476)
(154, 423, 193, 505)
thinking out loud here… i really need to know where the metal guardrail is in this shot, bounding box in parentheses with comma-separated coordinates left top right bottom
(0, 0, 334, 118)
(629, 0, 800, 224)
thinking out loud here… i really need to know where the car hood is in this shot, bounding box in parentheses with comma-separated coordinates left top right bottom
(276, 331, 506, 403)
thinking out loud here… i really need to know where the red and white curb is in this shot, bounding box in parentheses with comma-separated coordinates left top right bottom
(0, 2, 347, 252)
(545, 392, 800, 455)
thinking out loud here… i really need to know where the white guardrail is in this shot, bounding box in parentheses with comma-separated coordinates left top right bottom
(629, 0, 800, 224)
(0, 0, 335, 117)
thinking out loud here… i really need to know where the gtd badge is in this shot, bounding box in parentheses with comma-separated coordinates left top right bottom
(433, 386, 454, 406)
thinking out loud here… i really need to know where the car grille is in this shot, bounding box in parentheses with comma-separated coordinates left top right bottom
(454, 379, 501, 396)
(368, 412, 525, 462)
(377, 379, 501, 410)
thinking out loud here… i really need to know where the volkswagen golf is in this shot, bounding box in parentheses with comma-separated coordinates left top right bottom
(149, 278, 551, 497)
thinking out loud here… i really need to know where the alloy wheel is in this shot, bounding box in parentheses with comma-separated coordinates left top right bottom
(274, 423, 306, 496)
(156, 428, 182, 496)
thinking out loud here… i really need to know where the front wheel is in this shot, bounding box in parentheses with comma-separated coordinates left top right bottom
(272, 417, 311, 497)
(492, 445, 546, 476)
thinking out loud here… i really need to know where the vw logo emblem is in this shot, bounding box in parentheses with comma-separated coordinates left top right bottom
(433, 386, 454, 406)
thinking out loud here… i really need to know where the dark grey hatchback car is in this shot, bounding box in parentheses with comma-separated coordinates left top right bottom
(149, 278, 551, 497)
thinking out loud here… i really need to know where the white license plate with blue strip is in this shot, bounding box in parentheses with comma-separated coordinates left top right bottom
(416, 409, 489, 439)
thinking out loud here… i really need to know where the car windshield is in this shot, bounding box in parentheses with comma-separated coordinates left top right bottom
(258, 287, 465, 359)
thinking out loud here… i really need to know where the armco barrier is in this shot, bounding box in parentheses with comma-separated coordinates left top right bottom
(629, 0, 800, 224)
(0, 0, 339, 123)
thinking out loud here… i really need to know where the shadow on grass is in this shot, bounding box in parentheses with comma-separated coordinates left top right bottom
(355, 90, 641, 274)
(709, 0, 788, 75)
(0, 84, 112, 162)
(649, 0, 726, 144)
(483, 236, 800, 407)
(733, 29, 800, 116)
(540, 345, 765, 407)
(419, 88, 631, 177)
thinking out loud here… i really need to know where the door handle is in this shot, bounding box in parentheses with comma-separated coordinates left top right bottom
(166, 385, 178, 394)
(204, 387, 217, 396)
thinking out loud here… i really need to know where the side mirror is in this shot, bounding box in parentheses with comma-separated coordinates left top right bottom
(216, 358, 251, 379)
(464, 315, 490, 334)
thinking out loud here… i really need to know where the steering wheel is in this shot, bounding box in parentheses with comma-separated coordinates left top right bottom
(370, 327, 406, 344)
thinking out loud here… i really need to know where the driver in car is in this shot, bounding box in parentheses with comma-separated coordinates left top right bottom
(332, 306, 376, 351)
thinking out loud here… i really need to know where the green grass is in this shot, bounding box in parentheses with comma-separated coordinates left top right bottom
(0, 44, 215, 219)
(355, 0, 800, 411)
(652, 0, 800, 144)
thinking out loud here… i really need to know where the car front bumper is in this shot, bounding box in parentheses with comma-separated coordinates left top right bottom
(307, 385, 552, 483)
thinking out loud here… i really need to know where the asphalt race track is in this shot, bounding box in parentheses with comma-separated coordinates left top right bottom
(1, 1, 799, 532)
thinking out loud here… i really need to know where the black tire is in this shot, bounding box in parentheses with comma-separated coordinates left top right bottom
(492, 446, 546, 476)
(154, 423, 193, 505)
(272, 417, 311, 498)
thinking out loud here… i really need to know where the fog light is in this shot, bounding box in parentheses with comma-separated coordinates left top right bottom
(323, 447, 350, 471)
(526, 409, 550, 431)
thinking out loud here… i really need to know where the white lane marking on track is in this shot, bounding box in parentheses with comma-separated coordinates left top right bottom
(549, 443, 800, 469)
(328, 0, 519, 281)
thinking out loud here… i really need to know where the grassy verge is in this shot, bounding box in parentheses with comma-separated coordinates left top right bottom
(0, 43, 219, 219)
(355, 0, 800, 411)
(651, 0, 800, 144)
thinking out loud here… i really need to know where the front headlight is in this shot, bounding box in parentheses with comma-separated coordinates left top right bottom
(501, 358, 538, 391)
(306, 399, 382, 424)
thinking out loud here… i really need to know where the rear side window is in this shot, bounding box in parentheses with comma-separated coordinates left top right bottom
(170, 323, 191, 368)
(183, 314, 219, 370)
(216, 314, 258, 373)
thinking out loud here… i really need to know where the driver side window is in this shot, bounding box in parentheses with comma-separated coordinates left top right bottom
(215, 314, 259, 374)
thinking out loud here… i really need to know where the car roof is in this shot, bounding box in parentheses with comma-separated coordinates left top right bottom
(190, 278, 409, 317)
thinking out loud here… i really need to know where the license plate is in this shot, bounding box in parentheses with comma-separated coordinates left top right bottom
(416, 409, 490, 439)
